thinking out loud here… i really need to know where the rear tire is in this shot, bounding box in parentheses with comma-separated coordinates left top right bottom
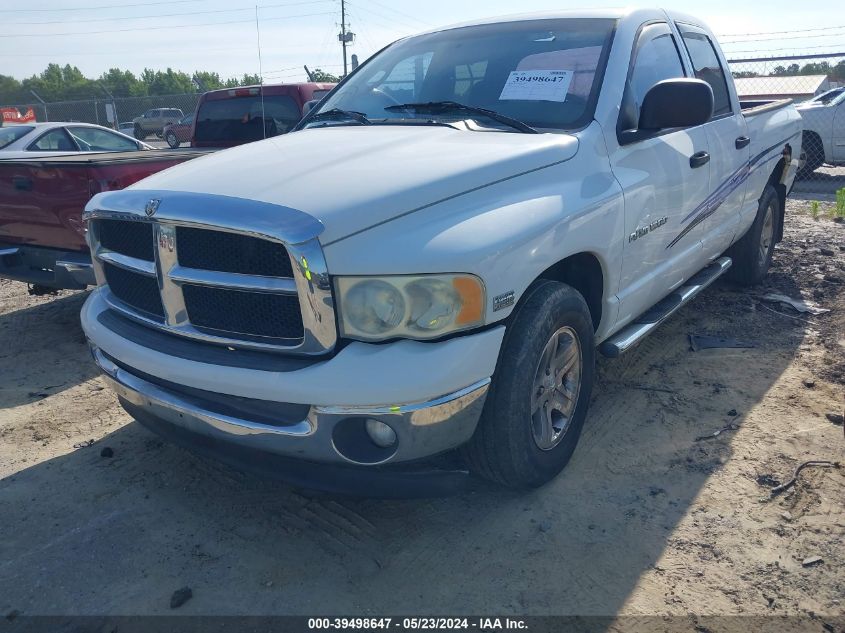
(725, 184, 780, 286)
(166, 132, 180, 149)
(463, 280, 595, 488)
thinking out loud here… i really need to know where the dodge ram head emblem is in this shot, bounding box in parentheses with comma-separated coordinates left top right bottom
(145, 198, 161, 217)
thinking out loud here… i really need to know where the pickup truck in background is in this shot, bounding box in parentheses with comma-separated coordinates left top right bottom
(81, 9, 801, 493)
(795, 87, 845, 176)
(191, 83, 335, 148)
(0, 150, 205, 290)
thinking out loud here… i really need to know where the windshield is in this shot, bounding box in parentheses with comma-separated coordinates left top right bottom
(194, 95, 301, 144)
(309, 18, 616, 130)
(810, 88, 844, 105)
(0, 126, 33, 149)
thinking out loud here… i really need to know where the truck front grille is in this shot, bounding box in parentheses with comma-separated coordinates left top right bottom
(102, 263, 164, 320)
(175, 227, 294, 277)
(98, 220, 155, 262)
(90, 216, 314, 351)
(182, 285, 304, 340)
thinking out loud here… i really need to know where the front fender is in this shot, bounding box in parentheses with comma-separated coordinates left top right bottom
(323, 129, 625, 334)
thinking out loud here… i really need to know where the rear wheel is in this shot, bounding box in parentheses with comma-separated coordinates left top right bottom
(726, 184, 780, 285)
(166, 131, 180, 148)
(464, 280, 595, 488)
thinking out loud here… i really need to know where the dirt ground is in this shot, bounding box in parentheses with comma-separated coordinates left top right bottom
(0, 202, 843, 628)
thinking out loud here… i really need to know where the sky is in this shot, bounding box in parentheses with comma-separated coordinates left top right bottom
(0, 0, 842, 83)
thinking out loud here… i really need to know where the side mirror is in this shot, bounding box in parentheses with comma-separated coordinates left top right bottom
(302, 99, 319, 115)
(639, 78, 714, 130)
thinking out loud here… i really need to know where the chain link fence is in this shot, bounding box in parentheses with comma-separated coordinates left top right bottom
(0, 93, 200, 140)
(727, 53, 845, 197)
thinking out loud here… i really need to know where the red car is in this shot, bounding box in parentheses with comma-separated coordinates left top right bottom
(191, 83, 335, 148)
(162, 112, 194, 149)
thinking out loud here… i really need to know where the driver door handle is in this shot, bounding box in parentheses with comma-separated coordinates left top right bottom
(735, 136, 751, 149)
(689, 151, 710, 169)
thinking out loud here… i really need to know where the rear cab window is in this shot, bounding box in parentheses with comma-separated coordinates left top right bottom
(195, 90, 301, 144)
(677, 24, 732, 117)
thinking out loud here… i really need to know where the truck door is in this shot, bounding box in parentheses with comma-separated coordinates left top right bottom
(677, 23, 750, 259)
(608, 22, 710, 325)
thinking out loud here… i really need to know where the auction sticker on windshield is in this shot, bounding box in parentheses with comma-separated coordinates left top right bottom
(498, 70, 573, 102)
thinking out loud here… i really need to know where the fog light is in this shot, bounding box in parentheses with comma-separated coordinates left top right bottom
(364, 419, 397, 448)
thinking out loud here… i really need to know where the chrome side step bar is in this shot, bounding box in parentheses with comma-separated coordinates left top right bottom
(600, 257, 732, 358)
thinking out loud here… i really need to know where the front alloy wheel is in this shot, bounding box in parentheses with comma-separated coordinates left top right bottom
(463, 280, 595, 488)
(531, 326, 582, 450)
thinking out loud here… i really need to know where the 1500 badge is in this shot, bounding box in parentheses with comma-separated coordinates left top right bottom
(628, 216, 668, 243)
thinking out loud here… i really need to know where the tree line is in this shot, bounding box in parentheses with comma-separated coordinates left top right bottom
(0, 63, 341, 105)
(732, 59, 845, 81)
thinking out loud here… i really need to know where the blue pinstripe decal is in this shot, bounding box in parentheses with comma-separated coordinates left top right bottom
(665, 132, 799, 249)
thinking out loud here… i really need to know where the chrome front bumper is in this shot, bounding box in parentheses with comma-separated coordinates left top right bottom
(92, 347, 490, 466)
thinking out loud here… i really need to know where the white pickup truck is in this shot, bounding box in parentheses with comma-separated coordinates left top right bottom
(81, 9, 801, 492)
(795, 87, 845, 176)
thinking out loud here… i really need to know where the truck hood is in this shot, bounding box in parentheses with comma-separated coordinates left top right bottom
(133, 125, 579, 244)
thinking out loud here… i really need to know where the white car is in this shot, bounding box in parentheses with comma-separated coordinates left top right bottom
(796, 87, 845, 176)
(0, 122, 151, 159)
(81, 8, 801, 493)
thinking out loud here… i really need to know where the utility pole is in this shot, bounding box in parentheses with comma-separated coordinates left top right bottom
(340, 0, 348, 77)
(337, 0, 354, 77)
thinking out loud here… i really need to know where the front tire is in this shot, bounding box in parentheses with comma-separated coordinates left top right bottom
(166, 132, 180, 148)
(464, 281, 595, 488)
(133, 125, 146, 140)
(726, 184, 780, 285)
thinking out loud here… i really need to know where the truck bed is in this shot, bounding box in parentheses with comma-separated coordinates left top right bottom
(0, 149, 210, 288)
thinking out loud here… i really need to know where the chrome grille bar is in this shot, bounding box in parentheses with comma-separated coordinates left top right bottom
(97, 250, 156, 276)
(169, 267, 298, 294)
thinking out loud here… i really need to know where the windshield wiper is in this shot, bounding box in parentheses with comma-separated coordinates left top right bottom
(307, 108, 371, 126)
(384, 101, 538, 134)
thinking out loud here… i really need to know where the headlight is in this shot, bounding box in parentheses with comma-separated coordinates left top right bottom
(335, 274, 486, 341)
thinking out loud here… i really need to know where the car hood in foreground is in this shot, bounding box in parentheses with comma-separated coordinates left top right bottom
(131, 125, 579, 244)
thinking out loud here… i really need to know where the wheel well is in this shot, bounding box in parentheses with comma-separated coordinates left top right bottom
(538, 253, 604, 331)
(768, 150, 789, 243)
(802, 130, 824, 155)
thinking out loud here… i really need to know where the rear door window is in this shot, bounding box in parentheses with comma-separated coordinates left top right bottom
(194, 94, 301, 144)
(28, 127, 78, 152)
(678, 25, 732, 117)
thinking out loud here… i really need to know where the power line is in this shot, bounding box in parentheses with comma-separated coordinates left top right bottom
(4, 0, 334, 25)
(356, 0, 432, 28)
(0, 10, 337, 37)
(722, 30, 845, 44)
(0, 0, 201, 12)
(717, 24, 845, 38)
(346, 1, 421, 33)
(722, 43, 845, 55)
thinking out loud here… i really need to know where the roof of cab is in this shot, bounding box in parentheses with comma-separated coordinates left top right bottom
(200, 83, 335, 99)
